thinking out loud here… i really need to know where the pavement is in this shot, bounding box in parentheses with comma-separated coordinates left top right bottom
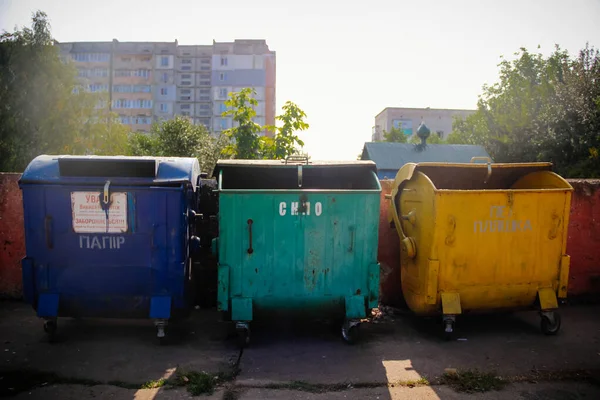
(1, 301, 599, 399)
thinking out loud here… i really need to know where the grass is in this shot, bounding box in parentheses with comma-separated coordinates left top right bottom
(2, 366, 597, 397)
(169, 364, 240, 396)
(439, 369, 507, 393)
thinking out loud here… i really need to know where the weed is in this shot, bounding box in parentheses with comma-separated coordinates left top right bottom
(440, 369, 507, 393)
(140, 378, 167, 389)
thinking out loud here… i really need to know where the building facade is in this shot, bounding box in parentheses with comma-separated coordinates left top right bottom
(58, 39, 276, 135)
(372, 107, 476, 141)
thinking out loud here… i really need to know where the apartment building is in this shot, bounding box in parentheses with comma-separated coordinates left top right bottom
(372, 107, 476, 141)
(58, 39, 276, 135)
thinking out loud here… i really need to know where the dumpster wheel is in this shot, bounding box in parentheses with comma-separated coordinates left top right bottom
(540, 311, 561, 335)
(43, 319, 57, 342)
(342, 320, 361, 344)
(236, 322, 250, 347)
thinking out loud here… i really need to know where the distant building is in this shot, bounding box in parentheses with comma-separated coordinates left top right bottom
(372, 107, 476, 142)
(57, 39, 276, 135)
(361, 141, 491, 180)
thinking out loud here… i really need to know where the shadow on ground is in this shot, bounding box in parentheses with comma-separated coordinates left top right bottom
(1, 301, 599, 399)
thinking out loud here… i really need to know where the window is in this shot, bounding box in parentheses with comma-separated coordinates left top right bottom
(181, 74, 191, 79)
(160, 103, 168, 112)
(219, 103, 227, 114)
(200, 74, 210, 80)
(181, 66, 191, 71)
(200, 80, 210, 86)
(200, 58, 210, 64)
(88, 84, 108, 92)
(181, 111, 190, 116)
(219, 88, 228, 98)
(436, 130, 444, 138)
(200, 66, 210, 71)
(220, 118, 227, 130)
(199, 96, 210, 101)
(134, 69, 149, 78)
(180, 96, 191, 101)
(181, 59, 192, 64)
(161, 56, 169, 67)
(199, 89, 210, 95)
(134, 85, 151, 93)
(181, 104, 191, 110)
(160, 88, 168, 95)
(120, 116, 129, 124)
(121, 57, 131, 62)
(181, 81, 191, 86)
(181, 89, 191, 95)
(199, 104, 210, 110)
(199, 118, 210, 127)
(219, 72, 227, 81)
(220, 57, 228, 66)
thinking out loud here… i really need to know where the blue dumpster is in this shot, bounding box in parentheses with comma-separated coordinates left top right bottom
(19, 155, 202, 342)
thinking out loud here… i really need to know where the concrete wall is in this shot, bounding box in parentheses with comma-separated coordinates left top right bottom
(0, 174, 24, 299)
(1, 175, 599, 304)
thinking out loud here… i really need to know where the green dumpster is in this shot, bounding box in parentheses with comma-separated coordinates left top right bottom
(214, 159, 381, 344)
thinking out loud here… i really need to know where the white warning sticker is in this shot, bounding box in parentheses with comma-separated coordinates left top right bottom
(71, 192, 128, 233)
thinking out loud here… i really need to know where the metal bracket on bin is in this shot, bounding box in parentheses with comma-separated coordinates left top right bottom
(285, 155, 309, 188)
(103, 180, 111, 205)
(470, 157, 492, 184)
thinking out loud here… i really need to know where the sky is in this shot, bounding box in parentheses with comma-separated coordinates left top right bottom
(1, 0, 599, 160)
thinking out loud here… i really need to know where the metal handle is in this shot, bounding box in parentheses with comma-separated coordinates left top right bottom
(45, 216, 53, 249)
(103, 180, 111, 205)
(401, 209, 417, 225)
(247, 219, 254, 254)
(470, 157, 492, 184)
(285, 154, 309, 165)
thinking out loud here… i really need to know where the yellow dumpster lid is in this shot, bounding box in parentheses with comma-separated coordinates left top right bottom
(399, 161, 570, 190)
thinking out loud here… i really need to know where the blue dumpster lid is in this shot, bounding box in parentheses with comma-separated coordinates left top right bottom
(19, 155, 201, 188)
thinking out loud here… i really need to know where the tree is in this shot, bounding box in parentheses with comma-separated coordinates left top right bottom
(0, 11, 129, 171)
(221, 88, 263, 159)
(263, 101, 309, 159)
(450, 45, 600, 177)
(128, 116, 226, 177)
(382, 126, 408, 143)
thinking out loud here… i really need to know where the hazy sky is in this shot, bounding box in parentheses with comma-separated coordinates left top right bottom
(1, 0, 599, 160)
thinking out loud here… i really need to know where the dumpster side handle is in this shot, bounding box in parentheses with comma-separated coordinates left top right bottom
(44, 215, 53, 249)
(247, 219, 254, 254)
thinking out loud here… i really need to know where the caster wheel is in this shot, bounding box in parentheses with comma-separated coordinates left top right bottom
(342, 322, 360, 344)
(443, 320, 455, 341)
(43, 320, 57, 342)
(541, 312, 561, 335)
(237, 327, 250, 348)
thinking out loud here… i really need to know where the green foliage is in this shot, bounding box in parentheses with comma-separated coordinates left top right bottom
(128, 116, 226, 177)
(221, 88, 263, 159)
(382, 127, 408, 143)
(450, 44, 600, 177)
(263, 101, 309, 159)
(222, 89, 310, 160)
(0, 11, 129, 172)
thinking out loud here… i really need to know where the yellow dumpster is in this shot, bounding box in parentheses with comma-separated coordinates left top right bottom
(388, 158, 573, 338)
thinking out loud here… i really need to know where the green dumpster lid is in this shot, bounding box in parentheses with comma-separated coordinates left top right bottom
(215, 159, 377, 173)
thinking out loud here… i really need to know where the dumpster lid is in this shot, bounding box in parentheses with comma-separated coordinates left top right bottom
(400, 161, 567, 190)
(20, 155, 201, 187)
(215, 159, 377, 173)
